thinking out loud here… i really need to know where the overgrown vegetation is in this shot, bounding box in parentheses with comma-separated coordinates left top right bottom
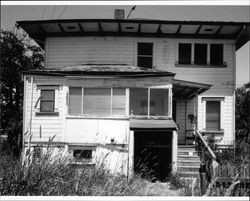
(0, 146, 185, 196)
(0, 27, 44, 157)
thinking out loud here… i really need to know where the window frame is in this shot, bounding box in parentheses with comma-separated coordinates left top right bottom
(137, 42, 154, 69)
(68, 87, 127, 117)
(176, 42, 226, 68)
(202, 97, 225, 133)
(40, 89, 55, 112)
(129, 86, 171, 118)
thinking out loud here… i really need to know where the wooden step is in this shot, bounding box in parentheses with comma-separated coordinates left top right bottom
(178, 155, 200, 161)
(178, 151, 199, 156)
(178, 171, 200, 178)
(177, 165, 200, 172)
(177, 160, 201, 167)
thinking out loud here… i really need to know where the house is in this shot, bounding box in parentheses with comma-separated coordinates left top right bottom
(17, 12, 250, 181)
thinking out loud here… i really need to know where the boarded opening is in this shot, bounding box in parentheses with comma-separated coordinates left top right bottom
(134, 131, 172, 182)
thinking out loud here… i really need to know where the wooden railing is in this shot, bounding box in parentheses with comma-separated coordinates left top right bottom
(195, 130, 218, 180)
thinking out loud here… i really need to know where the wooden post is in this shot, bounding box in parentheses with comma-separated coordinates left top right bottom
(200, 172, 207, 195)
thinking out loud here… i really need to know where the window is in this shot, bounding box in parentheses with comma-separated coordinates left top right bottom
(83, 88, 111, 115)
(194, 44, 207, 65)
(210, 44, 223, 65)
(178, 43, 191, 64)
(40, 90, 55, 112)
(206, 101, 220, 131)
(130, 88, 169, 116)
(69, 87, 82, 115)
(73, 149, 92, 160)
(137, 42, 153, 68)
(68, 87, 126, 116)
(112, 88, 126, 115)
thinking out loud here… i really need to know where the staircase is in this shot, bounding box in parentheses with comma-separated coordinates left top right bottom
(177, 145, 201, 178)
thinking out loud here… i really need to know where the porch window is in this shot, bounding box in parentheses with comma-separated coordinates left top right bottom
(137, 42, 153, 68)
(194, 44, 207, 65)
(68, 87, 126, 116)
(178, 43, 191, 64)
(69, 87, 82, 115)
(40, 90, 55, 112)
(83, 88, 111, 115)
(210, 44, 223, 65)
(206, 101, 220, 131)
(130, 88, 169, 116)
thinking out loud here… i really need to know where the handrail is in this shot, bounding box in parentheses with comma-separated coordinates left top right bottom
(195, 130, 216, 160)
(195, 130, 218, 181)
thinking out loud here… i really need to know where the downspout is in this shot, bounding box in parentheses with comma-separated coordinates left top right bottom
(28, 76, 34, 149)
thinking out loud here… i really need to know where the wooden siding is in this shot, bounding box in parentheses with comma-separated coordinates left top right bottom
(65, 118, 129, 144)
(24, 75, 66, 142)
(44, 36, 236, 145)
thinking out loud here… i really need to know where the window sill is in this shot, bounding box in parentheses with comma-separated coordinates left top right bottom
(175, 63, 227, 68)
(202, 130, 224, 135)
(66, 115, 129, 120)
(35, 112, 59, 116)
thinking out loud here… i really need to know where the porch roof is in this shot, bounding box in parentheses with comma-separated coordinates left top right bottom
(130, 119, 177, 130)
(17, 19, 250, 50)
(173, 79, 211, 99)
(23, 64, 175, 77)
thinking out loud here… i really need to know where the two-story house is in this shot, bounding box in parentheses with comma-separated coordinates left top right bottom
(17, 14, 250, 181)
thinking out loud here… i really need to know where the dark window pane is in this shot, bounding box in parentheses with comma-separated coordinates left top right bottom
(150, 89, 169, 116)
(40, 90, 55, 112)
(41, 90, 54, 101)
(83, 88, 111, 115)
(69, 87, 82, 115)
(137, 57, 153, 68)
(40, 101, 54, 112)
(112, 88, 126, 115)
(73, 150, 92, 159)
(130, 88, 148, 115)
(210, 44, 223, 65)
(179, 43, 191, 64)
(206, 101, 220, 131)
(194, 44, 207, 65)
(138, 43, 153, 55)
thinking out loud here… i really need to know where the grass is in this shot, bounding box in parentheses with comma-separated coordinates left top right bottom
(0, 145, 186, 196)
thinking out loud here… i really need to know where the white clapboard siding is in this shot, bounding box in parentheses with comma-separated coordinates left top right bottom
(65, 118, 129, 144)
(24, 75, 66, 143)
(43, 36, 236, 145)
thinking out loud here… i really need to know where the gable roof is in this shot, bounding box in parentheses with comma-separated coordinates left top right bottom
(17, 19, 250, 50)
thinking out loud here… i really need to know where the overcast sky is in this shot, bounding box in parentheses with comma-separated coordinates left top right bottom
(1, 4, 249, 87)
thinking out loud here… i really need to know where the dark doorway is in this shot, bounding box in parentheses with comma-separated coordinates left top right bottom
(134, 131, 172, 182)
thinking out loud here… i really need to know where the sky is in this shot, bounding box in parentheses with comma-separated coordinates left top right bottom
(1, 3, 250, 87)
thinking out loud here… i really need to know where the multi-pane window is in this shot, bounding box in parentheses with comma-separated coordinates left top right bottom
(206, 101, 221, 131)
(194, 44, 207, 65)
(40, 90, 55, 112)
(137, 42, 153, 68)
(178, 43, 192, 64)
(130, 88, 169, 116)
(178, 43, 224, 66)
(68, 87, 126, 116)
(210, 44, 223, 65)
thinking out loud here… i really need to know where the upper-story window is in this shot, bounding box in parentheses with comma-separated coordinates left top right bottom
(177, 43, 225, 67)
(210, 44, 223, 65)
(194, 44, 207, 65)
(137, 42, 153, 68)
(178, 43, 192, 64)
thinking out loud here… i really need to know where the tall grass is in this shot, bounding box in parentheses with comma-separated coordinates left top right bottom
(0, 144, 184, 196)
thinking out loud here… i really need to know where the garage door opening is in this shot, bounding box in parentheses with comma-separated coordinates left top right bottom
(134, 131, 172, 182)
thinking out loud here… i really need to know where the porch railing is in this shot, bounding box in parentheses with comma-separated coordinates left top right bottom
(195, 130, 218, 180)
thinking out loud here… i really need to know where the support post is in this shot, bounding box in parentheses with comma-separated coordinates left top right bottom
(172, 130, 178, 172)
